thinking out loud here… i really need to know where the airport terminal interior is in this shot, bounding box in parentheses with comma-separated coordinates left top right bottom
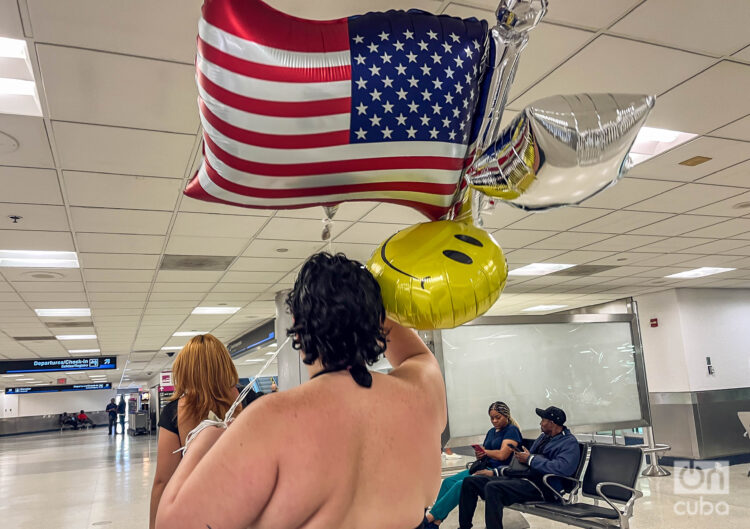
(1, 1, 750, 528)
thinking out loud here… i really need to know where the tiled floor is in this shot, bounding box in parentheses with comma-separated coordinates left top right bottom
(1, 430, 748, 528)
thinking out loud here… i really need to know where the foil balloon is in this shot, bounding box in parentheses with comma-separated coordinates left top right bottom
(466, 93, 655, 210)
(367, 219, 508, 329)
(184, 0, 491, 221)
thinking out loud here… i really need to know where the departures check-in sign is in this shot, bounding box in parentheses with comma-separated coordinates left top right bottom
(0, 356, 117, 374)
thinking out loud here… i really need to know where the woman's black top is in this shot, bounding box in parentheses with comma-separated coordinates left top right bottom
(158, 399, 180, 440)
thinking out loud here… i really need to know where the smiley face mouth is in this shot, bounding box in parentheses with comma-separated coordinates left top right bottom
(380, 232, 483, 290)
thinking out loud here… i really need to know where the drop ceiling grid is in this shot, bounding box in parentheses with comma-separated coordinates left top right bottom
(2, 0, 750, 385)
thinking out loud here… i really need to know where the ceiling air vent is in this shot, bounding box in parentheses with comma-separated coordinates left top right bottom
(550, 265, 618, 276)
(45, 321, 94, 329)
(160, 254, 235, 271)
(14, 336, 57, 342)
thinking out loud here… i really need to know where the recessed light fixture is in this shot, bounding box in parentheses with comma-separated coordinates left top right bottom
(508, 263, 575, 276)
(628, 127, 698, 166)
(0, 250, 79, 268)
(160, 346, 182, 350)
(522, 305, 568, 312)
(35, 308, 91, 317)
(0, 37, 27, 59)
(665, 267, 735, 279)
(68, 349, 100, 354)
(56, 335, 97, 340)
(191, 307, 241, 315)
(172, 331, 207, 337)
(0, 37, 42, 117)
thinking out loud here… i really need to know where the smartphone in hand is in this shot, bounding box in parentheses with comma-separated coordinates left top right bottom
(471, 444, 486, 456)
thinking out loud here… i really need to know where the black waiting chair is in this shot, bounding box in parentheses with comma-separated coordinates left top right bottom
(528, 444, 644, 529)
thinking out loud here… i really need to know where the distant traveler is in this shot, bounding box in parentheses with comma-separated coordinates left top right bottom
(458, 406, 580, 529)
(149, 333, 242, 529)
(60, 412, 78, 430)
(106, 398, 117, 435)
(77, 409, 94, 427)
(117, 396, 126, 434)
(155, 252, 446, 529)
(424, 401, 522, 528)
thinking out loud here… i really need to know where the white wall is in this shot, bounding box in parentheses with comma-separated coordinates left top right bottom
(16, 389, 116, 417)
(0, 393, 19, 418)
(635, 289, 691, 392)
(636, 288, 750, 393)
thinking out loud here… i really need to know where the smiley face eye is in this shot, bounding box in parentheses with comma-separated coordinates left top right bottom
(454, 234, 483, 247)
(443, 249, 473, 264)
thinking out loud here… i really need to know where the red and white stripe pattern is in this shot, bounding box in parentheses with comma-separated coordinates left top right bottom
(185, 0, 478, 220)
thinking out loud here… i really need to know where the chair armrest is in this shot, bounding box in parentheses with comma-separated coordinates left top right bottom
(541, 474, 580, 505)
(595, 482, 644, 521)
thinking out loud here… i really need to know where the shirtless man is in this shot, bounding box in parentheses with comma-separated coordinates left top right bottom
(156, 252, 446, 529)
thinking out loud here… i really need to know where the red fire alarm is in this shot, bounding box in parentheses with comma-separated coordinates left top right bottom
(649, 318, 658, 328)
(57, 377, 66, 384)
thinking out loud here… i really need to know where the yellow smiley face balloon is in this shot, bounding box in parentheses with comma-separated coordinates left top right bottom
(367, 220, 508, 330)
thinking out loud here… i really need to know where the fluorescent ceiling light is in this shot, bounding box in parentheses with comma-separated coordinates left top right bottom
(160, 346, 182, 350)
(56, 335, 97, 340)
(628, 127, 698, 166)
(522, 305, 568, 312)
(508, 263, 575, 276)
(0, 250, 79, 268)
(35, 308, 91, 318)
(0, 37, 27, 59)
(191, 307, 241, 315)
(68, 349, 100, 353)
(264, 352, 277, 355)
(16, 378, 35, 381)
(0, 78, 35, 96)
(665, 267, 735, 279)
(172, 331, 207, 337)
(245, 359, 265, 363)
(2, 374, 23, 378)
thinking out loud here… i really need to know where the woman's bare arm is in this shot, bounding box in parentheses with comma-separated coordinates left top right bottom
(150, 428, 182, 529)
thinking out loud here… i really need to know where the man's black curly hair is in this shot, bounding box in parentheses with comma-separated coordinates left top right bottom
(286, 252, 387, 368)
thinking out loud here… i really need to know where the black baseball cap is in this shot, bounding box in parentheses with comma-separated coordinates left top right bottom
(535, 406, 566, 426)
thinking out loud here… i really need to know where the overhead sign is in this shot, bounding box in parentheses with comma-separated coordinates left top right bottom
(5, 382, 112, 394)
(0, 357, 116, 375)
(228, 320, 275, 358)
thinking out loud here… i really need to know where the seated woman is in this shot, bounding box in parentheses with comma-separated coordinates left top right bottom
(149, 334, 242, 529)
(60, 412, 78, 430)
(155, 252, 446, 529)
(424, 401, 522, 528)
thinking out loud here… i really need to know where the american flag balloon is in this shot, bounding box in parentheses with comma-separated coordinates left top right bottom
(184, 0, 491, 221)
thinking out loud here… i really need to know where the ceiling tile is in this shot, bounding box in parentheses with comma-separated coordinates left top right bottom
(71, 207, 172, 235)
(510, 35, 714, 109)
(675, 239, 750, 255)
(672, 255, 746, 268)
(611, 0, 750, 55)
(683, 218, 750, 239)
(155, 270, 224, 283)
(569, 210, 672, 234)
(326, 243, 377, 262)
(222, 271, 285, 283)
(626, 183, 745, 213)
(541, 250, 616, 265)
(165, 235, 247, 256)
(211, 283, 270, 293)
(335, 222, 409, 245)
(256, 217, 352, 242)
(84, 269, 155, 282)
(646, 61, 750, 134)
(629, 215, 726, 236)
(490, 229, 556, 249)
(581, 234, 666, 252)
(37, 45, 198, 133)
(480, 205, 531, 229)
(627, 137, 750, 182)
(179, 197, 275, 216)
(86, 282, 151, 293)
(230, 257, 302, 273)
(64, 172, 181, 211)
(152, 282, 215, 293)
(697, 160, 750, 188)
(359, 203, 430, 225)
(75, 233, 165, 254)
(11, 281, 84, 292)
(21, 292, 88, 303)
(687, 191, 750, 217)
(0, 203, 69, 231)
(506, 248, 567, 265)
(27, 0, 203, 62)
(79, 253, 160, 270)
(506, 208, 610, 231)
(581, 177, 682, 209)
(0, 114, 54, 168)
(0, 0, 24, 38)
(273, 201, 377, 221)
(1, 267, 81, 282)
(148, 292, 204, 302)
(52, 121, 195, 178)
(171, 212, 268, 239)
(525, 232, 610, 250)
(0, 167, 62, 205)
(628, 253, 704, 267)
(711, 115, 750, 142)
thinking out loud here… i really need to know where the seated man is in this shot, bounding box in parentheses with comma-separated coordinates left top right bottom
(60, 412, 78, 430)
(77, 410, 95, 427)
(458, 406, 580, 529)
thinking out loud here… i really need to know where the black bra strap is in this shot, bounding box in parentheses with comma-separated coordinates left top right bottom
(311, 364, 372, 388)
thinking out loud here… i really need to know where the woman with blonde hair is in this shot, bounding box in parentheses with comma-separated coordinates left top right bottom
(149, 334, 241, 529)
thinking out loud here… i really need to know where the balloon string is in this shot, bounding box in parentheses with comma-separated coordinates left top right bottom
(176, 336, 290, 455)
